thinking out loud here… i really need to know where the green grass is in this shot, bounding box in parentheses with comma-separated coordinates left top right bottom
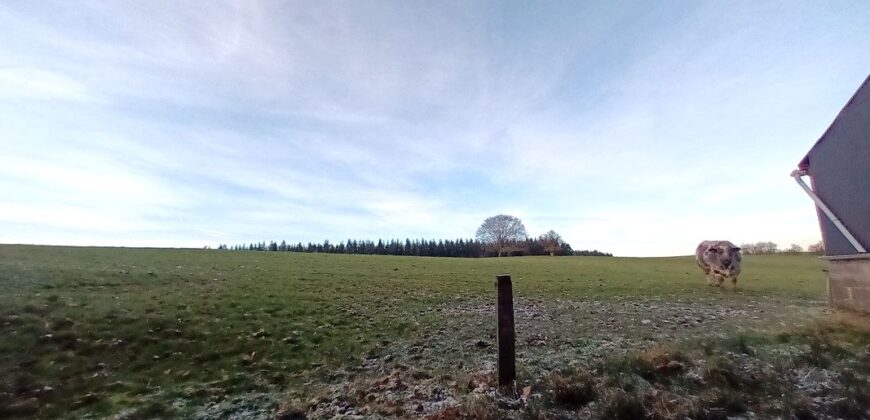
(0, 245, 832, 418)
(536, 315, 870, 419)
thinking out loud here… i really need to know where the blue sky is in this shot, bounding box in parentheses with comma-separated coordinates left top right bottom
(1, 1, 868, 256)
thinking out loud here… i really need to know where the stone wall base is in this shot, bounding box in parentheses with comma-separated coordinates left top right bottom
(827, 255, 870, 313)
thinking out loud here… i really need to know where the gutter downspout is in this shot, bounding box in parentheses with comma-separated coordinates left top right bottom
(791, 169, 867, 253)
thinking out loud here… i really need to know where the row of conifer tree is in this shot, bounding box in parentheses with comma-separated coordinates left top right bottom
(214, 238, 612, 257)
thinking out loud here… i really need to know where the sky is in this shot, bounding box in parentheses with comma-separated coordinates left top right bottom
(1, 1, 869, 256)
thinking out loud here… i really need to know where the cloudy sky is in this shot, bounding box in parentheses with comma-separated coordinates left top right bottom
(1, 1, 868, 256)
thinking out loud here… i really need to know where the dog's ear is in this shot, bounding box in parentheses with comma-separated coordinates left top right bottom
(732, 247, 741, 252)
(706, 247, 720, 254)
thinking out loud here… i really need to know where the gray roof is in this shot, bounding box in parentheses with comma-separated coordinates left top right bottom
(798, 73, 870, 170)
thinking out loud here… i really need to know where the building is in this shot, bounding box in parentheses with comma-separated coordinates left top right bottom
(793, 74, 870, 313)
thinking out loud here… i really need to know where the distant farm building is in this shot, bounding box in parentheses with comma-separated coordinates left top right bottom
(793, 74, 870, 313)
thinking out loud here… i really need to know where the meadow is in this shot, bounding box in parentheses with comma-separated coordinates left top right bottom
(0, 245, 867, 419)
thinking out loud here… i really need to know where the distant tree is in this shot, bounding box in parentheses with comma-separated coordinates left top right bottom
(759, 241, 778, 254)
(572, 249, 613, 257)
(786, 244, 803, 254)
(807, 240, 825, 255)
(539, 230, 564, 256)
(475, 214, 528, 257)
(740, 241, 778, 255)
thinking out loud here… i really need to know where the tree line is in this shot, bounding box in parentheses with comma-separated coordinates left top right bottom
(211, 214, 613, 257)
(215, 237, 612, 258)
(739, 240, 824, 255)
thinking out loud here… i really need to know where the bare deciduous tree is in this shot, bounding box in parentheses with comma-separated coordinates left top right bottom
(475, 214, 528, 257)
(807, 240, 825, 255)
(539, 230, 563, 256)
(739, 241, 779, 255)
(787, 244, 803, 254)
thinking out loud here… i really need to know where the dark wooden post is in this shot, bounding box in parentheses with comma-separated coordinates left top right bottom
(496, 274, 516, 387)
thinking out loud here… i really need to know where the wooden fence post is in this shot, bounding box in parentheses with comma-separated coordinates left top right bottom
(496, 274, 516, 388)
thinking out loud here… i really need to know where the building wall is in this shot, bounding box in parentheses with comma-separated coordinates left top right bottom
(806, 78, 870, 256)
(828, 258, 870, 313)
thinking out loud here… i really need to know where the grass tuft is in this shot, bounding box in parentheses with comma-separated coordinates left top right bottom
(545, 371, 597, 408)
(597, 389, 645, 420)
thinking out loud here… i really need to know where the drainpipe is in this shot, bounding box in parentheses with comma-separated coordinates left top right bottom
(791, 169, 867, 253)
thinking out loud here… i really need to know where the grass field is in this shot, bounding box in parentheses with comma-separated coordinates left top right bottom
(1, 245, 867, 419)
